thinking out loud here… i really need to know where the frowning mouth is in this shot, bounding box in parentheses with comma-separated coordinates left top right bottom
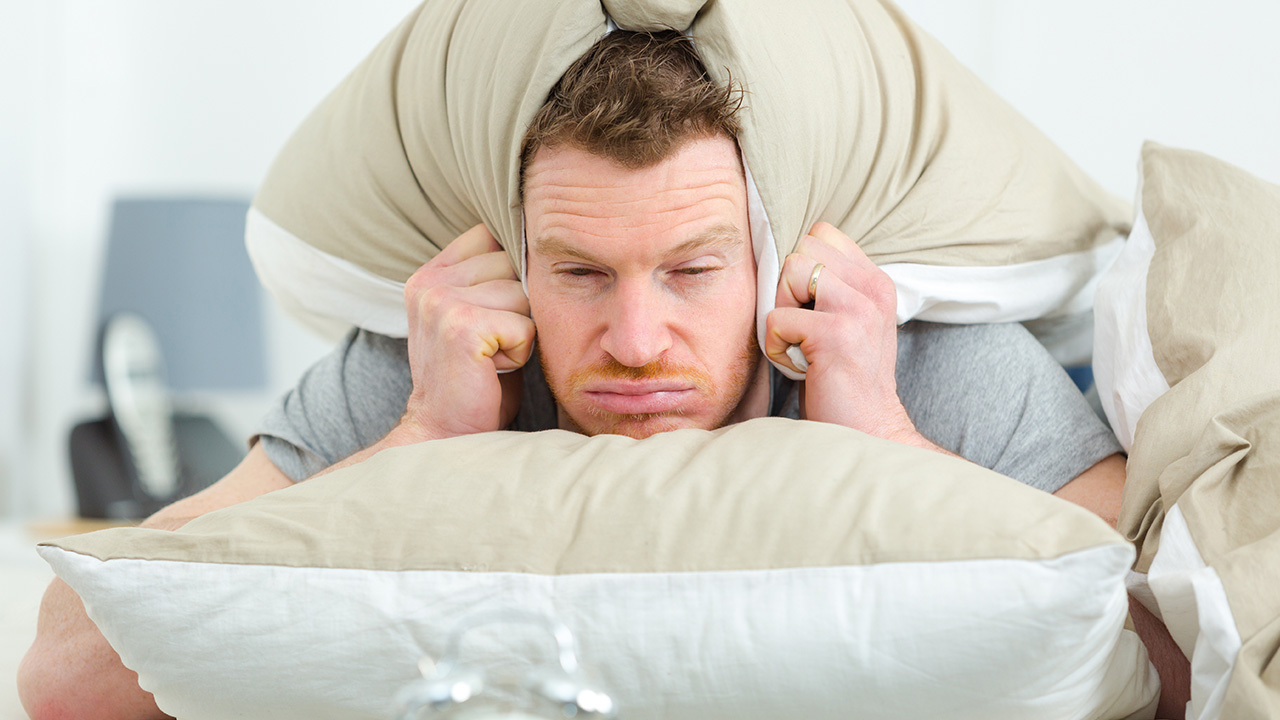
(583, 381, 697, 415)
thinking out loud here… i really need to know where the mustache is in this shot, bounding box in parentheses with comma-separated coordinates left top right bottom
(565, 357, 714, 394)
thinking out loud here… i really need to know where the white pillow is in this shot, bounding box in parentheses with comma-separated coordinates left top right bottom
(42, 419, 1157, 720)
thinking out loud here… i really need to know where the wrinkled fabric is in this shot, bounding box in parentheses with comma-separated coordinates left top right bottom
(251, 0, 1128, 337)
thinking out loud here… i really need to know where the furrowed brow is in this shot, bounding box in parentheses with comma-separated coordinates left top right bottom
(530, 222, 745, 264)
(663, 223, 745, 260)
(531, 235, 601, 264)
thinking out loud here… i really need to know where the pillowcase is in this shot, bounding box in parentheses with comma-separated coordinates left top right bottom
(41, 418, 1157, 720)
(246, 0, 1129, 350)
(1093, 142, 1280, 720)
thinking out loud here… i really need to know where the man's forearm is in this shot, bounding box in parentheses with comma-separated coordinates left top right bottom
(19, 503, 195, 720)
(884, 425, 962, 460)
(1130, 595, 1191, 719)
(1053, 454, 1125, 530)
(18, 444, 293, 720)
(19, 580, 173, 720)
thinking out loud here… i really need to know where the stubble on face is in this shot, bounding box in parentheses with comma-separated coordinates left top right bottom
(541, 325, 762, 439)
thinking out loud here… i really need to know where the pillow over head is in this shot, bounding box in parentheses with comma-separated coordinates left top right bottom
(247, 0, 1128, 357)
(1093, 142, 1280, 720)
(42, 418, 1157, 720)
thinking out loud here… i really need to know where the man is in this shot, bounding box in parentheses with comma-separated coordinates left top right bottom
(19, 30, 1187, 720)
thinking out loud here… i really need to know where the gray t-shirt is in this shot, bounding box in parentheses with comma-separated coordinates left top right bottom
(255, 321, 1121, 493)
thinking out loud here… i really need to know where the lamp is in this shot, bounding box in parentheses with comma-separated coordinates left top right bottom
(91, 197, 265, 391)
(70, 197, 265, 518)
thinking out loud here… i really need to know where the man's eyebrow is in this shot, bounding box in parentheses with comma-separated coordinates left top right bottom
(663, 223, 745, 260)
(531, 223, 745, 263)
(530, 235, 600, 263)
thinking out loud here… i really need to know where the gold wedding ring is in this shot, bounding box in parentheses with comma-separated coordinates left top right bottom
(807, 262, 825, 305)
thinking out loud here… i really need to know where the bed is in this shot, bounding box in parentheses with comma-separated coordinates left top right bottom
(18, 2, 1280, 719)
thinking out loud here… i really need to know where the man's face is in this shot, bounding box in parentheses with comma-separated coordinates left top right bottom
(523, 134, 768, 438)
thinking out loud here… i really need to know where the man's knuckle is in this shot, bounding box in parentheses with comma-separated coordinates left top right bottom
(414, 283, 454, 312)
(444, 303, 481, 333)
(868, 273, 896, 307)
(838, 298, 877, 327)
(764, 309, 787, 336)
(826, 312, 855, 335)
(404, 273, 428, 298)
(407, 266, 449, 296)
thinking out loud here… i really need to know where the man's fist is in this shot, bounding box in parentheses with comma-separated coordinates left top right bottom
(765, 222, 918, 444)
(400, 224, 535, 441)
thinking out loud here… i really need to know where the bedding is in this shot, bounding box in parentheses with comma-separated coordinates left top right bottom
(247, 0, 1129, 373)
(1093, 142, 1280, 720)
(41, 418, 1159, 720)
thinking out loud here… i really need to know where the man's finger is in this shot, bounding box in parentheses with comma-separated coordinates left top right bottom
(455, 279, 531, 317)
(808, 222, 867, 265)
(775, 252, 825, 309)
(471, 310, 537, 371)
(798, 225, 897, 317)
(763, 306, 823, 374)
(429, 223, 503, 267)
(447, 250, 518, 287)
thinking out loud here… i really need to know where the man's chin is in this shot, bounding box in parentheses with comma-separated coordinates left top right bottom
(572, 412, 706, 439)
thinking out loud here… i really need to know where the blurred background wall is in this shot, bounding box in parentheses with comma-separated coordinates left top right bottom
(0, 1, 423, 520)
(0, 1, 1277, 521)
(900, 2, 1280, 194)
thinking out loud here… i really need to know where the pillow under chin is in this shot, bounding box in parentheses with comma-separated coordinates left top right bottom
(42, 418, 1156, 720)
(1093, 141, 1280, 720)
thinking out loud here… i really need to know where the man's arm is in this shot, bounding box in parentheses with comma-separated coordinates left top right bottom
(1053, 453, 1125, 529)
(1053, 454, 1191, 720)
(18, 444, 292, 720)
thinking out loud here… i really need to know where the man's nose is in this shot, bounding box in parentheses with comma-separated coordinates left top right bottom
(599, 279, 674, 367)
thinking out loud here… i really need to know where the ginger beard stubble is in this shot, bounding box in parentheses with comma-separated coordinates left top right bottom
(539, 324, 763, 439)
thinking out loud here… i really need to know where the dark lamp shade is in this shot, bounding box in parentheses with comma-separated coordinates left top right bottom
(92, 197, 266, 391)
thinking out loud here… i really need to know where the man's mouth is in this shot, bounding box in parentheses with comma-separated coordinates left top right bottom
(582, 380, 696, 415)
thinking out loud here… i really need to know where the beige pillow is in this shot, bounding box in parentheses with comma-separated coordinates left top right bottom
(1093, 142, 1280, 720)
(245, 0, 1128, 343)
(42, 418, 1157, 720)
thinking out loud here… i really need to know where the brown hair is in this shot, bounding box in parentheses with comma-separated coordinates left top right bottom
(519, 30, 744, 194)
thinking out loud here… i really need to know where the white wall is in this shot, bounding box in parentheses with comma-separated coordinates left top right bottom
(4, 1, 421, 520)
(0, 2, 41, 518)
(5, 1, 1279, 520)
(897, 0, 1280, 196)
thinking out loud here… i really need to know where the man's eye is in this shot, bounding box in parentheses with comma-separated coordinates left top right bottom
(565, 267, 597, 277)
(677, 267, 713, 276)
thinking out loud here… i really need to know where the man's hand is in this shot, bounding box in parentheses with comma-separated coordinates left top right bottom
(765, 222, 932, 449)
(401, 224, 535, 441)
